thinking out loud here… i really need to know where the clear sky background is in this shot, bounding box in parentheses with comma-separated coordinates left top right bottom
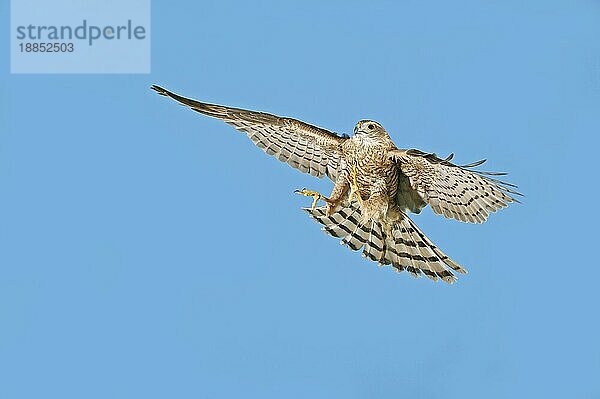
(1, 1, 599, 398)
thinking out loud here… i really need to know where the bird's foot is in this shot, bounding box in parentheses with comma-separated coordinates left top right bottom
(295, 188, 326, 210)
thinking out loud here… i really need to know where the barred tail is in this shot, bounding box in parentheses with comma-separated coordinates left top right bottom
(305, 202, 467, 284)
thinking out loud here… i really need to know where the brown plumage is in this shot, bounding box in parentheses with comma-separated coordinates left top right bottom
(152, 85, 521, 284)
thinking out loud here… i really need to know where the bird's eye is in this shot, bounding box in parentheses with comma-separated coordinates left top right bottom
(368, 124, 375, 130)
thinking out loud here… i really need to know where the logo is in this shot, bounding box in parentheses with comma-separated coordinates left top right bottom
(11, 0, 150, 74)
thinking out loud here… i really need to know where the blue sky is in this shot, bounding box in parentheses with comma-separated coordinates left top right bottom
(1, 1, 599, 398)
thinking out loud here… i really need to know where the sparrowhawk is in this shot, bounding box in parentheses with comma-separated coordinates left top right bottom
(152, 85, 520, 284)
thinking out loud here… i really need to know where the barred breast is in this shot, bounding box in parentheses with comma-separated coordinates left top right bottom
(343, 137, 399, 202)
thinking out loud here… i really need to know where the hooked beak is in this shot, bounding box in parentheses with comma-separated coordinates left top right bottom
(354, 123, 360, 135)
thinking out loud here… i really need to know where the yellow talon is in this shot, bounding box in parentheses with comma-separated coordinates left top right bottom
(294, 188, 323, 210)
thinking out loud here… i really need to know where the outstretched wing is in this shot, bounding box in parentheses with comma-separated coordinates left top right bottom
(390, 149, 521, 223)
(152, 85, 346, 180)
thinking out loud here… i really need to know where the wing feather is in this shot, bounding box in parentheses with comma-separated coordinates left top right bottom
(390, 149, 521, 224)
(152, 85, 346, 180)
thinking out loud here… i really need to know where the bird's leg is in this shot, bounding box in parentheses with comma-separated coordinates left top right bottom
(324, 174, 350, 216)
(348, 162, 364, 205)
(295, 188, 329, 210)
(295, 171, 351, 215)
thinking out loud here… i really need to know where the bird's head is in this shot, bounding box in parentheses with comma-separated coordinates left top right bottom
(353, 120, 388, 139)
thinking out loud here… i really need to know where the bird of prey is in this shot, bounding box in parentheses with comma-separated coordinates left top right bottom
(151, 85, 520, 284)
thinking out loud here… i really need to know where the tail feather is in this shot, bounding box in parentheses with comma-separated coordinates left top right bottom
(384, 231, 405, 273)
(305, 201, 467, 284)
(403, 216, 468, 275)
(341, 218, 369, 251)
(398, 219, 450, 282)
(404, 224, 439, 281)
(377, 226, 392, 266)
(363, 221, 387, 265)
(390, 226, 422, 278)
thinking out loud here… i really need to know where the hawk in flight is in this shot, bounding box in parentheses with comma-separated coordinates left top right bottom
(152, 85, 520, 284)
